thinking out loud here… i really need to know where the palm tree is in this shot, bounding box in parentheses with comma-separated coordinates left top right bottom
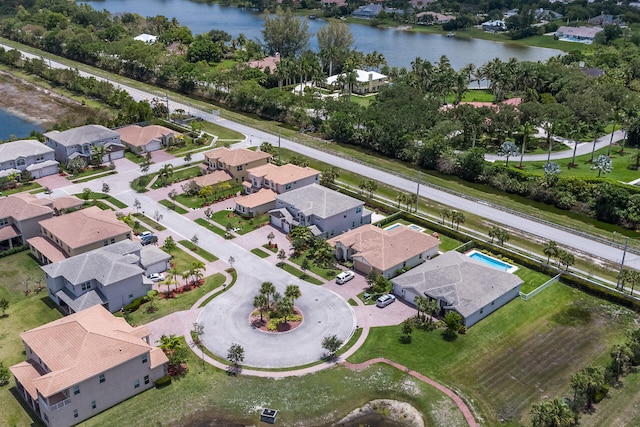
(396, 192, 407, 208)
(488, 225, 501, 243)
(190, 261, 205, 285)
(158, 164, 174, 186)
(543, 240, 558, 264)
(518, 121, 535, 168)
(285, 284, 302, 304)
(90, 144, 108, 167)
(260, 282, 275, 308)
(414, 295, 428, 320)
(253, 294, 268, 323)
(441, 208, 451, 225)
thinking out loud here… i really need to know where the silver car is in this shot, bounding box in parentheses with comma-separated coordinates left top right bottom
(376, 294, 396, 308)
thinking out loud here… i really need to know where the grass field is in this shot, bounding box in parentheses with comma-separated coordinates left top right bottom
(195, 218, 229, 238)
(162, 245, 200, 272)
(251, 248, 270, 258)
(73, 192, 127, 208)
(178, 240, 218, 262)
(151, 166, 201, 189)
(133, 212, 166, 231)
(349, 283, 636, 425)
(158, 199, 188, 214)
(278, 262, 324, 285)
(209, 210, 270, 235)
(289, 252, 338, 280)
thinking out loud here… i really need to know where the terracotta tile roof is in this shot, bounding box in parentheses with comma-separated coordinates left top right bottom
(192, 170, 233, 188)
(27, 236, 69, 263)
(38, 206, 131, 250)
(0, 224, 20, 240)
(235, 188, 276, 209)
(248, 163, 319, 186)
(203, 147, 271, 167)
(51, 196, 84, 213)
(328, 224, 440, 272)
(0, 193, 53, 221)
(247, 53, 280, 73)
(116, 125, 181, 147)
(10, 360, 46, 400)
(15, 305, 166, 398)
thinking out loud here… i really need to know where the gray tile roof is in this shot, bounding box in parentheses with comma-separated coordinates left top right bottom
(140, 245, 171, 268)
(392, 251, 522, 318)
(56, 288, 107, 313)
(44, 125, 119, 147)
(276, 184, 362, 218)
(43, 240, 144, 286)
(0, 139, 54, 163)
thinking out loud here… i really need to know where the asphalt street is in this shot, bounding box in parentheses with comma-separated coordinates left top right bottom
(6, 43, 638, 270)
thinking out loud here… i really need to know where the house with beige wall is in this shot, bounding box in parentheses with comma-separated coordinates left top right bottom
(202, 147, 271, 184)
(10, 305, 168, 427)
(243, 163, 319, 194)
(328, 224, 440, 278)
(0, 193, 55, 250)
(43, 240, 169, 313)
(28, 206, 132, 264)
(116, 125, 181, 154)
(234, 188, 277, 217)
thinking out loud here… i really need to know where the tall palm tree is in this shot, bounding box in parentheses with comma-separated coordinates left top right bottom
(543, 240, 558, 264)
(260, 282, 275, 308)
(158, 164, 174, 186)
(518, 121, 535, 168)
(90, 144, 108, 167)
(285, 284, 301, 304)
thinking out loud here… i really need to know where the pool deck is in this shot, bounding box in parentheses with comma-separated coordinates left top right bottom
(465, 249, 519, 273)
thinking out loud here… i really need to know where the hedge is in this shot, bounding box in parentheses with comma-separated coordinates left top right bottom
(123, 295, 149, 313)
(0, 245, 29, 259)
(155, 375, 172, 388)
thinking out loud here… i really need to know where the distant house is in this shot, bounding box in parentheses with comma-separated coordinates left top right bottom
(588, 13, 623, 26)
(44, 125, 124, 165)
(0, 139, 59, 179)
(0, 193, 55, 250)
(10, 305, 168, 427)
(234, 188, 278, 217)
(392, 251, 523, 328)
(247, 53, 280, 74)
(325, 69, 389, 95)
(134, 33, 158, 44)
(243, 163, 320, 194)
(328, 224, 440, 278)
(534, 8, 563, 21)
(43, 240, 169, 314)
(269, 184, 371, 237)
(116, 125, 181, 154)
(321, 0, 347, 8)
(481, 20, 506, 32)
(417, 11, 455, 25)
(352, 4, 383, 18)
(555, 26, 603, 43)
(28, 206, 132, 265)
(202, 147, 271, 184)
(409, 0, 436, 10)
(190, 169, 234, 192)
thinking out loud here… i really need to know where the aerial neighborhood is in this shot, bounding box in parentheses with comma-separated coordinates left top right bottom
(1, 0, 640, 426)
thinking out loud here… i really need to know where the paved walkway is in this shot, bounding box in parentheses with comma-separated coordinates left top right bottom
(343, 358, 478, 427)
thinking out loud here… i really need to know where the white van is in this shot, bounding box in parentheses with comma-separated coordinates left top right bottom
(336, 270, 355, 285)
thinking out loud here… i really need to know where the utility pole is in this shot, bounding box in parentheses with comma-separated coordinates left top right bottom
(415, 171, 421, 213)
(278, 131, 281, 164)
(617, 236, 630, 290)
(165, 94, 170, 121)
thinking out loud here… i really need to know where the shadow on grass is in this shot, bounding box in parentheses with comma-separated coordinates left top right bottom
(441, 329, 458, 342)
(9, 387, 44, 427)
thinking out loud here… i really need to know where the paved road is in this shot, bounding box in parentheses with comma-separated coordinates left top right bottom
(8, 44, 639, 270)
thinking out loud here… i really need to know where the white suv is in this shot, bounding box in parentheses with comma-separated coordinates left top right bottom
(376, 294, 396, 308)
(336, 270, 355, 285)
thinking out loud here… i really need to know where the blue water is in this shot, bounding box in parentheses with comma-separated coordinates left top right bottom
(384, 223, 402, 231)
(0, 109, 43, 140)
(469, 251, 515, 272)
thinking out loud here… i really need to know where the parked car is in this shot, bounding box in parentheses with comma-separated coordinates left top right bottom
(139, 231, 152, 238)
(376, 294, 396, 308)
(140, 233, 156, 245)
(336, 270, 355, 285)
(148, 273, 164, 282)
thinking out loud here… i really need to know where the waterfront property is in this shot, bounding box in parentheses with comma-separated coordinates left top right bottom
(116, 125, 181, 154)
(10, 305, 168, 427)
(392, 251, 523, 327)
(42, 240, 168, 313)
(555, 26, 603, 44)
(325, 69, 389, 95)
(202, 147, 271, 184)
(28, 206, 133, 264)
(134, 33, 158, 43)
(328, 224, 440, 279)
(0, 139, 59, 179)
(44, 125, 124, 165)
(269, 184, 371, 238)
(247, 52, 280, 73)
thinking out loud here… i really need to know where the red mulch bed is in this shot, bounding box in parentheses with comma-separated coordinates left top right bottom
(159, 280, 204, 299)
(168, 363, 188, 377)
(250, 308, 303, 333)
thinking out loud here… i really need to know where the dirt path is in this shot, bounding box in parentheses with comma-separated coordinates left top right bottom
(343, 358, 478, 427)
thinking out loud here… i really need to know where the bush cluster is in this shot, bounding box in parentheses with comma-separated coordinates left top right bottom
(155, 375, 172, 388)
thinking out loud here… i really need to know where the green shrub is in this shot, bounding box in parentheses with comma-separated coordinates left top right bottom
(155, 375, 172, 388)
(594, 384, 609, 403)
(0, 245, 28, 258)
(123, 295, 149, 313)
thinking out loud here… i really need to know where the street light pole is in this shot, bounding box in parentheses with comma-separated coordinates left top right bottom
(415, 171, 421, 213)
(617, 236, 630, 290)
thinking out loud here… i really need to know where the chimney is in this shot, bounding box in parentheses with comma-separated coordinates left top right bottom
(369, 73, 373, 81)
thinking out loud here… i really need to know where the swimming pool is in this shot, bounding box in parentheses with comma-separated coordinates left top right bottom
(466, 250, 518, 273)
(383, 223, 426, 232)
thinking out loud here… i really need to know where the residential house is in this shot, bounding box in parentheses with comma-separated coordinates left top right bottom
(392, 251, 523, 327)
(352, 4, 383, 18)
(28, 206, 132, 264)
(328, 224, 440, 279)
(588, 13, 623, 26)
(325, 69, 389, 95)
(321, 0, 347, 8)
(134, 33, 158, 44)
(202, 147, 271, 184)
(555, 26, 603, 43)
(43, 240, 169, 314)
(0, 139, 59, 179)
(481, 20, 506, 32)
(247, 53, 280, 74)
(234, 188, 277, 217)
(10, 305, 168, 427)
(116, 125, 181, 154)
(416, 11, 455, 25)
(50, 196, 84, 215)
(534, 8, 563, 21)
(44, 125, 124, 165)
(409, 0, 436, 10)
(0, 193, 55, 250)
(244, 163, 320, 194)
(269, 184, 371, 238)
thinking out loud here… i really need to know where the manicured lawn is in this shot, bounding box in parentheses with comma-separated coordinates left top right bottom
(289, 253, 338, 280)
(175, 184, 242, 209)
(151, 166, 201, 189)
(209, 210, 270, 235)
(350, 94, 375, 107)
(159, 199, 188, 214)
(198, 269, 237, 308)
(200, 121, 244, 141)
(72, 170, 117, 183)
(74, 192, 127, 208)
(133, 212, 166, 231)
(0, 251, 63, 427)
(124, 151, 147, 164)
(130, 175, 151, 192)
(178, 240, 218, 262)
(263, 243, 277, 253)
(1, 181, 41, 195)
(515, 265, 555, 294)
(66, 166, 111, 180)
(195, 218, 230, 238)
(251, 248, 270, 258)
(349, 283, 637, 425)
(126, 273, 225, 326)
(163, 245, 201, 272)
(278, 262, 324, 285)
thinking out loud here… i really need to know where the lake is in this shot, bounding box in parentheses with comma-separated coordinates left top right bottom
(80, 0, 562, 69)
(0, 108, 42, 140)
